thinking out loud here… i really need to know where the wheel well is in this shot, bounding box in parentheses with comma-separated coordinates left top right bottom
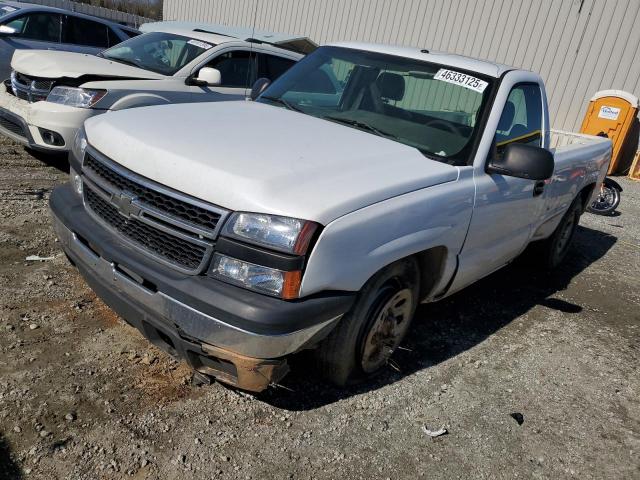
(364, 247, 448, 303)
(579, 183, 597, 211)
(414, 246, 448, 301)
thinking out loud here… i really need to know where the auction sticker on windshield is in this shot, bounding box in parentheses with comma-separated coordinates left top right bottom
(187, 39, 213, 50)
(434, 69, 488, 93)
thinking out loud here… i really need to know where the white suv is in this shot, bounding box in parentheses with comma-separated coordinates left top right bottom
(0, 21, 312, 152)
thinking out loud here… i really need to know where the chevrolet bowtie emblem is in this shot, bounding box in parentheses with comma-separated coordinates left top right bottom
(112, 191, 140, 218)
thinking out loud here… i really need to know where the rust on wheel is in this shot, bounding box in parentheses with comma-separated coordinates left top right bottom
(360, 288, 413, 374)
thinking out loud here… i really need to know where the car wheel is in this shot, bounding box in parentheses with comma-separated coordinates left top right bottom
(314, 258, 419, 386)
(538, 197, 582, 269)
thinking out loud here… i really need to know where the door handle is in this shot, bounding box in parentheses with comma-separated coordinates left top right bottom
(533, 181, 545, 197)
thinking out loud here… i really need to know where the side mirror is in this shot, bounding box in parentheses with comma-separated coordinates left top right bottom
(487, 143, 554, 181)
(0, 25, 17, 36)
(250, 77, 271, 100)
(194, 67, 221, 86)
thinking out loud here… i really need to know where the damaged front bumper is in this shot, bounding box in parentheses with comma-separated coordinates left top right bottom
(0, 83, 97, 152)
(50, 184, 353, 391)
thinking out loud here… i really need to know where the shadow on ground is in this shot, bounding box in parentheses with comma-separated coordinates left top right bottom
(0, 433, 22, 480)
(26, 147, 69, 174)
(259, 225, 617, 411)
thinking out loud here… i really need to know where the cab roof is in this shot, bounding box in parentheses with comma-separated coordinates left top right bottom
(329, 42, 519, 78)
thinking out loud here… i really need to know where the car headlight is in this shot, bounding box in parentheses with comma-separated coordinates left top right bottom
(210, 254, 302, 299)
(46, 86, 106, 108)
(71, 126, 88, 163)
(222, 212, 318, 254)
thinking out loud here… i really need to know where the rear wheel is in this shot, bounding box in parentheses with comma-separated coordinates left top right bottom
(314, 258, 420, 386)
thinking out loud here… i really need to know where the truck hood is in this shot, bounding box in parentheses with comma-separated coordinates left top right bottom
(85, 102, 459, 224)
(11, 50, 165, 80)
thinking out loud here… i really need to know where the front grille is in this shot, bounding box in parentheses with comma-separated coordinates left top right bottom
(10, 71, 55, 103)
(84, 153, 221, 231)
(0, 116, 26, 139)
(80, 148, 229, 274)
(85, 186, 208, 271)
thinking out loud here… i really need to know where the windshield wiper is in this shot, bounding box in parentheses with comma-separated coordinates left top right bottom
(103, 56, 143, 69)
(324, 116, 398, 141)
(261, 96, 303, 113)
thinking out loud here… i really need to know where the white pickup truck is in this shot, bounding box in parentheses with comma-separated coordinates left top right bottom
(0, 21, 310, 152)
(49, 43, 611, 391)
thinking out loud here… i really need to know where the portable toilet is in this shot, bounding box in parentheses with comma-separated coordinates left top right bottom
(580, 90, 639, 175)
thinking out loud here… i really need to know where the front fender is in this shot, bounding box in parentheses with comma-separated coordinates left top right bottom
(109, 93, 171, 111)
(299, 169, 475, 297)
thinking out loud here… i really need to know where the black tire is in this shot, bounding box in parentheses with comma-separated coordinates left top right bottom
(314, 258, 420, 386)
(535, 197, 582, 269)
(587, 182, 620, 216)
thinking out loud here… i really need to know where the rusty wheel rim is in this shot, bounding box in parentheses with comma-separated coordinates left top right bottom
(361, 288, 413, 374)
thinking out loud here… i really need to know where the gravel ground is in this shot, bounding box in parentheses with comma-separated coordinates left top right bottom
(0, 138, 639, 480)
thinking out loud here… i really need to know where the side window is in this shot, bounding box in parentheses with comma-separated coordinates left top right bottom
(496, 83, 543, 154)
(258, 54, 295, 82)
(63, 16, 109, 48)
(107, 27, 122, 47)
(7, 13, 61, 42)
(205, 51, 255, 88)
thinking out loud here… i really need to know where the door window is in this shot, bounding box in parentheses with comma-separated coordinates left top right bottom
(5, 12, 61, 42)
(205, 51, 255, 88)
(107, 27, 120, 47)
(496, 83, 543, 154)
(258, 54, 295, 82)
(63, 16, 109, 48)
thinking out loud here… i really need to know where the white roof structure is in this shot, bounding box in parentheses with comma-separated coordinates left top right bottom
(140, 21, 317, 54)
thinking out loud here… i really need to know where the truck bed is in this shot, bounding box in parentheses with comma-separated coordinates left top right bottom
(550, 129, 611, 151)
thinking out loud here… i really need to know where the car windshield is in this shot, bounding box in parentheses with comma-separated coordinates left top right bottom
(100, 32, 214, 76)
(258, 46, 495, 164)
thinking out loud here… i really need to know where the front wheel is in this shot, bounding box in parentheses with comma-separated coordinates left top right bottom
(314, 258, 420, 386)
(587, 180, 620, 215)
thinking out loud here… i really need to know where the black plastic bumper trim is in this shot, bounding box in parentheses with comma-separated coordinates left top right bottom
(50, 183, 355, 336)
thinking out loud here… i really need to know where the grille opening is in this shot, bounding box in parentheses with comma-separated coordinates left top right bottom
(188, 351, 238, 380)
(84, 185, 208, 271)
(0, 116, 26, 139)
(113, 263, 158, 293)
(156, 329, 176, 350)
(142, 322, 178, 358)
(84, 153, 222, 232)
(75, 232, 101, 258)
(11, 72, 55, 103)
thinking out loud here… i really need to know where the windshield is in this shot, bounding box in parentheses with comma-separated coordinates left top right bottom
(258, 46, 494, 164)
(100, 32, 214, 76)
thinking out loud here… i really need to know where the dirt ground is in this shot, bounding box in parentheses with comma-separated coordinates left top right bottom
(0, 137, 638, 480)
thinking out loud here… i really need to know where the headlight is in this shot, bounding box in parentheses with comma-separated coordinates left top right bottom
(71, 126, 88, 163)
(210, 253, 302, 299)
(46, 86, 106, 108)
(222, 212, 318, 254)
(69, 167, 82, 195)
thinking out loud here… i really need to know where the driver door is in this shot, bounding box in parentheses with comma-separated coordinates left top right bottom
(452, 83, 547, 290)
(189, 49, 256, 102)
